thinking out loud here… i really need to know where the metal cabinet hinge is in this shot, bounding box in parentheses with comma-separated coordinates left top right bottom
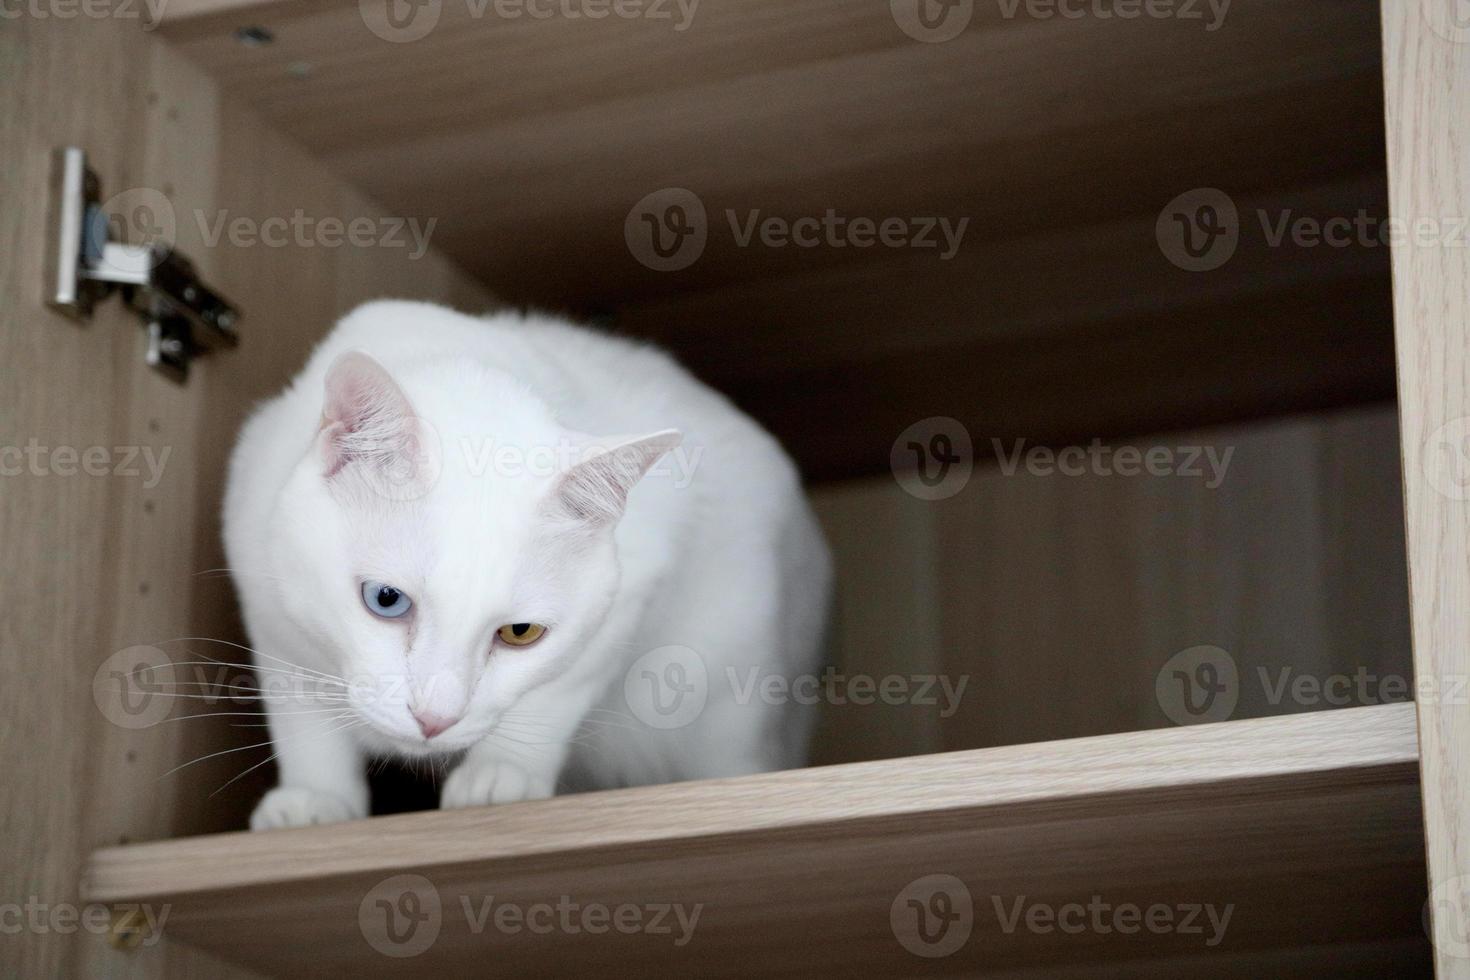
(44, 146, 241, 383)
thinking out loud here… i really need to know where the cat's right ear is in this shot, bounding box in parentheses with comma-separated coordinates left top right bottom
(318, 351, 434, 495)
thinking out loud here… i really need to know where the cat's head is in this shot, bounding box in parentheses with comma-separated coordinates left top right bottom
(270, 347, 680, 757)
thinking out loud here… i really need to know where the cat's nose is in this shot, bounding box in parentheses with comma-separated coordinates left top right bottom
(412, 708, 458, 739)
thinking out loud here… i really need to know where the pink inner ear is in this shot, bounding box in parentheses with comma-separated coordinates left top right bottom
(319, 350, 418, 477)
(553, 430, 682, 526)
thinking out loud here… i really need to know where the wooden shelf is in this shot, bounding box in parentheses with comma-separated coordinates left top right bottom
(85, 704, 1429, 976)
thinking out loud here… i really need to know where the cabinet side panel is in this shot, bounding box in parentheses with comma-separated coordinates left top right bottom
(1381, 3, 1470, 975)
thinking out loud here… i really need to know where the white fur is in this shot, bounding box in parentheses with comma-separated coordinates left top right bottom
(223, 301, 831, 829)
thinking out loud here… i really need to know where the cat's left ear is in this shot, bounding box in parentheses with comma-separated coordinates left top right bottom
(548, 429, 683, 527)
(317, 350, 439, 499)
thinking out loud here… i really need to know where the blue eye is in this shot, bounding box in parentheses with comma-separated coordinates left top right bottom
(361, 581, 412, 619)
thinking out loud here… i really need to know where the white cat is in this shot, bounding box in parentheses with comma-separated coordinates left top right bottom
(223, 300, 831, 829)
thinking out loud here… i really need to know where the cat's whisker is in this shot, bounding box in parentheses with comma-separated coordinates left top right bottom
(98, 688, 352, 704)
(151, 707, 349, 724)
(151, 637, 348, 685)
(194, 566, 290, 583)
(162, 734, 296, 779)
(125, 659, 349, 688)
(503, 710, 646, 736)
(209, 715, 362, 798)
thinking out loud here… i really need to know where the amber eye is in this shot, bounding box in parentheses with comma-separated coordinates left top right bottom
(496, 623, 547, 647)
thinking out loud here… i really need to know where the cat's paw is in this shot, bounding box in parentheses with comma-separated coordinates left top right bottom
(250, 786, 361, 831)
(441, 759, 554, 810)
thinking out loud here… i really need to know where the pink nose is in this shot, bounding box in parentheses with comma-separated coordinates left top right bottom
(412, 709, 458, 739)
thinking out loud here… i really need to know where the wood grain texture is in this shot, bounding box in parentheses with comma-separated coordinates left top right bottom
(149, 0, 1398, 480)
(1381, 2, 1470, 975)
(0, 17, 491, 978)
(82, 704, 1428, 976)
(806, 404, 1411, 762)
(808, 478, 943, 764)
